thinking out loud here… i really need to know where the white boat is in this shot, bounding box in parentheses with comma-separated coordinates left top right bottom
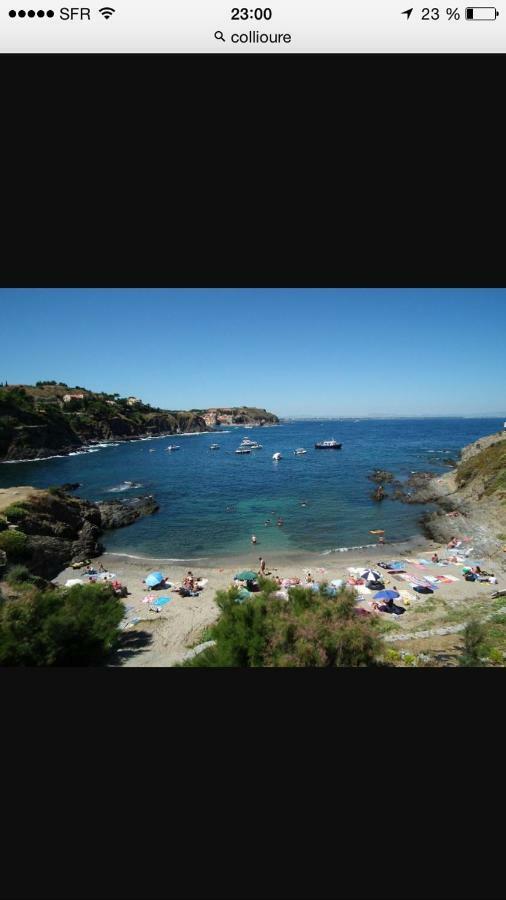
(149, 449, 156, 452)
(240, 438, 255, 446)
(272, 452, 282, 460)
(210, 444, 220, 450)
(314, 439, 342, 449)
(235, 447, 251, 454)
(249, 442, 263, 449)
(294, 448, 307, 455)
(166, 445, 180, 451)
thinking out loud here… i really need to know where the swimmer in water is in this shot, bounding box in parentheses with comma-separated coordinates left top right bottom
(251, 535, 257, 544)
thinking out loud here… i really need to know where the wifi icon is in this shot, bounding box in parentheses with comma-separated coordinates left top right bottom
(99, 6, 115, 19)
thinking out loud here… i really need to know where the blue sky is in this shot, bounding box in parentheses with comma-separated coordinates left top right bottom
(1, 289, 505, 417)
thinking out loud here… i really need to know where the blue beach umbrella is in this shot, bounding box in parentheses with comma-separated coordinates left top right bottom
(374, 589, 400, 601)
(145, 571, 164, 588)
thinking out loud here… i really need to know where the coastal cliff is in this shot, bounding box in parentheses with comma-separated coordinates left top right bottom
(408, 430, 506, 560)
(0, 384, 279, 461)
(0, 485, 159, 579)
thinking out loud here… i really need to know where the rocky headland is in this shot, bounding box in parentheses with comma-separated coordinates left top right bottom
(0, 485, 160, 579)
(396, 430, 506, 562)
(0, 384, 279, 462)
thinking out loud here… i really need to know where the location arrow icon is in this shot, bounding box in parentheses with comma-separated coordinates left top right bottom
(401, 8, 413, 17)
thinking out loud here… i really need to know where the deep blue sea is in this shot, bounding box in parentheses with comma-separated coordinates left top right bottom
(0, 419, 502, 560)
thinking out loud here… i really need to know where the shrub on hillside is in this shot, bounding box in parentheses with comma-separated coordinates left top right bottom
(6, 564, 33, 585)
(2, 503, 29, 523)
(0, 582, 125, 666)
(459, 620, 487, 667)
(0, 530, 28, 563)
(184, 584, 382, 668)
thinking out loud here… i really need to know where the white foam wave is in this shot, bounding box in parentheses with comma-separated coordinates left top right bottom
(320, 543, 378, 555)
(106, 482, 143, 493)
(105, 552, 210, 562)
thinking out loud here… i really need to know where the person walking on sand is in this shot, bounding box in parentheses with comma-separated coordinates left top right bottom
(259, 557, 266, 576)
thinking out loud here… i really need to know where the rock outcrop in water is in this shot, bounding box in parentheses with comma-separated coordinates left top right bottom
(0, 384, 279, 462)
(0, 486, 160, 579)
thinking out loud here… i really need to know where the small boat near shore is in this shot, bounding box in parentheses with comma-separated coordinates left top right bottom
(294, 448, 307, 455)
(166, 445, 180, 451)
(272, 452, 282, 460)
(315, 440, 342, 449)
(235, 447, 251, 454)
(210, 444, 220, 450)
(249, 442, 263, 449)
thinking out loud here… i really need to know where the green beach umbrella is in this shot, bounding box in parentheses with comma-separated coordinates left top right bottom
(234, 570, 257, 581)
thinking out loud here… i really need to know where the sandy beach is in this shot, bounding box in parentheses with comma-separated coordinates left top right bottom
(53, 536, 506, 666)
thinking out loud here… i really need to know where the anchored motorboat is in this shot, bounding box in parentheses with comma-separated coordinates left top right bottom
(294, 448, 307, 455)
(240, 437, 255, 446)
(166, 445, 180, 451)
(249, 442, 263, 449)
(210, 444, 220, 450)
(235, 447, 252, 454)
(314, 439, 342, 449)
(272, 452, 282, 460)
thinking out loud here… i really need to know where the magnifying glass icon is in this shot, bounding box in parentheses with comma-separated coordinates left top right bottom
(214, 30, 226, 42)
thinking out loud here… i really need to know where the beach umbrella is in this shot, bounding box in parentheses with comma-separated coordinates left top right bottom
(373, 589, 400, 601)
(361, 569, 381, 582)
(145, 571, 164, 588)
(234, 570, 257, 581)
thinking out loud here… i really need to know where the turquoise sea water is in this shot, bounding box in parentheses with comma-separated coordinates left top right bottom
(0, 419, 502, 559)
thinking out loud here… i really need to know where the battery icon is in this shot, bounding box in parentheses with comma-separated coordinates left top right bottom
(465, 7, 500, 18)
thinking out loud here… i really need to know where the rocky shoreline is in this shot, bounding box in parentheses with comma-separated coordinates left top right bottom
(0, 485, 160, 579)
(399, 431, 506, 563)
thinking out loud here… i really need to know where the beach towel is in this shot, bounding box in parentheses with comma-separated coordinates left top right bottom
(400, 573, 436, 588)
(151, 597, 172, 608)
(196, 578, 208, 587)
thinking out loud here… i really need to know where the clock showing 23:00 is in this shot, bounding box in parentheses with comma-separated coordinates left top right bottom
(231, 8, 273, 20)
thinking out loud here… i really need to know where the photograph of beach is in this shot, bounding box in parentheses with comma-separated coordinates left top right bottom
(1, 288, 505, 667)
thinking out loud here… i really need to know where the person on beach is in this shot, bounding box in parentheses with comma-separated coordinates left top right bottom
(447, 537, 458, 549)
(98, 562, 105, 573)
(432, 552, 439, 563)
(305, 572, 312, 584)
(259, 557, 266, 576)
(251, 535, 257, 544)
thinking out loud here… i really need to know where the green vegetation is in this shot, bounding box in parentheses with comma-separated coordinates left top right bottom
(2, 503, 29, 523)
(183, 582, 383, 667)
(0, 530, 28, 562)
(456, 441, 506, 496)
(459, 620, 487, 667)
(0, 582, 124, 666)
(0, 383, 278, 460)
(5, 564, 34, 584)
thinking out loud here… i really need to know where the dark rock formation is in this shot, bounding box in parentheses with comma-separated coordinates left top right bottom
(97, 495, 159, 529)
(0, 488, 159, 579)
(368, 470, 395, 484)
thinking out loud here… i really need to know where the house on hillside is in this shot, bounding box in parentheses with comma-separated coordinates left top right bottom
(127, 396, 141, 406)
(203, 410, 218, 428)
(62, 393, 85, 403)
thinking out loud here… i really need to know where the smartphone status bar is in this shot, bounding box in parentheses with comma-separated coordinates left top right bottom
(0, 0, 504, 53)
